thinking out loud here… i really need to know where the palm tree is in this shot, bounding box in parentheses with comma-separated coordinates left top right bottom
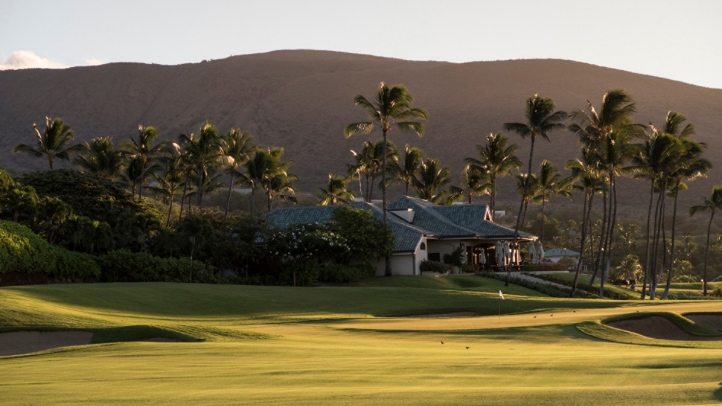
(464, 132, 521, 217)
(13, 117, 83, 169)
(73, 136, 127, 179)
(221, 128, 254, 217)
(533, 160, 572, 244)
(659, 112, 710, 299)
(151, 153, 185, 226)
(244, 148, 279, 215)
(514, 172, 540, 233)
(263, 147, 297, 212)
(121, 157, 145, 198)
(460, 164, 491, 204)
(319, 174, 354, 206)
(123, 125, 166, 198)
(569, 90, 642, 296)
(566, 149, 603, 297)
(689, 186, 722, 296)
(345, 82, 428, 276)
(503, 95, 566, 285)
(389, 144, 424, 196)
(412, 158, 452, 204)
(178, 123, 229, 208)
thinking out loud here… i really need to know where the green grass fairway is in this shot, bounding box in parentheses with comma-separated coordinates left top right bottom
(1, 277, 722, 405)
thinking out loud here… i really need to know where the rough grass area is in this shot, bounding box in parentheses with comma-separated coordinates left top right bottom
(2, 280, 722, 405)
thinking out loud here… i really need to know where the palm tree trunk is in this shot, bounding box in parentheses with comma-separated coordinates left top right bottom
(571, 191, 590, 298)
(197, 170, 204, 208)
(365, 174, 370, 202)
(382, 129, 391, 277)
(641, 181, 654, 299)
(405, 180, 409, 197)
(600, 175, 618, 298)
(507, 135, 536, 286)
(649, 185, 665, 299)
(541, 196, 546, 244)
(166, 195, 174, 227)
(590, 184, 608, 286)
(703, 212, 714, 296)
(225, 172, 235, 218)
(267, 191, 272, 212)
(139, 160, 146, 199)
(48, 154, 54, 170)
(250, 186, 256, 216)
(179, 174, 190, 220)
(490, 175, 496, 219)
(661, 185, 680, 299)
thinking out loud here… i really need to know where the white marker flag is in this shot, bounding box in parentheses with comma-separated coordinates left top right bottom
(498, 290, 505, 300)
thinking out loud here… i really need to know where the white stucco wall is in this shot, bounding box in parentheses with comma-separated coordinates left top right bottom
(373, 254, 415, 276)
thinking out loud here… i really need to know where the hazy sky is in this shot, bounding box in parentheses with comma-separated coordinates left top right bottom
(2, 0, 721, 88)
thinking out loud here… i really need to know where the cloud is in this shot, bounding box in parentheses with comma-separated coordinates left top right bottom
(83, 58, 104, 66)
(0, 51, 66, 70)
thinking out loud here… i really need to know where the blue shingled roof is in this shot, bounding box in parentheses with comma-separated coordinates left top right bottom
(544, 248, 580, 257)
(266, 196, 537, 254)
(266, 202, 425, 252)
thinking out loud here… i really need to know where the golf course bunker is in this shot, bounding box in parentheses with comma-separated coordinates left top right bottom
(685, 314, 722, 331)
(406, 312, 479, 318)
(0, 331, 93, 356)
(607, 316, 722, 341)
(144, 337, 182, 342)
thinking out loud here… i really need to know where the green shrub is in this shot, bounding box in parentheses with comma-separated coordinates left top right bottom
(318, 263, 376, 284)
(0, 220, 99, 281)
(521, 263, 567, 272)
(712, 286, 722, 298)
(419, 260, 447, 274)
(279, 260, 322, 286)
(96, 250, 219, 283)
(443, 247, 464, 267)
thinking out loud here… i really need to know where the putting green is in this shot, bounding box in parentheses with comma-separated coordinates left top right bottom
(1, 279, 721, 405)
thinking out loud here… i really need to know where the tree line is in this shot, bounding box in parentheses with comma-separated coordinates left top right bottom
(3, 83, 720, 296)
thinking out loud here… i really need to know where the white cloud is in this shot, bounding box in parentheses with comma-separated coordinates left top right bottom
(83, 57, 104, 66)
(0, 51, 66, 70)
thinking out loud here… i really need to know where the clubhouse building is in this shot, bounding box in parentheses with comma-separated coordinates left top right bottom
(267, 196, 536, 276)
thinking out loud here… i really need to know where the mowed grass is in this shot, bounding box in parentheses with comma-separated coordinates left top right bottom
(1, 277, 722, 405)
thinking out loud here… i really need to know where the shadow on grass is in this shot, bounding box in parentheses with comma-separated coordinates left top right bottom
(714, 382, 722, 401)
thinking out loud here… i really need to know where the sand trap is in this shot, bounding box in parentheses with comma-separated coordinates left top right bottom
(0, 331, 93, 356)
(685, 314, 722, 331)
(406, 312, 479, 318)
(607, 316, 722, 341)
(144, 337, 182, 342)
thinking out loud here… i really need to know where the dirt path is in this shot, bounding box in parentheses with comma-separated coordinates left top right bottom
(0, 331, 93, 356)
(607, 316, 722, 341)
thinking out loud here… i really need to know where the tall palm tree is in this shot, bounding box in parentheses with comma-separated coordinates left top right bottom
(13, 117, 83, 169)
(221, 128, 254, 217)
(533, 160, 572, 244)
(569, 90, 642, 296)
(121, 157, 145, 198)
(319, 174, 354, 206)
(689, 186, 722, 296)
(178, 123, 229, 208)
(503, 95, 566, 285)
(389, 144, 424, 196)
(73, 136, 127, 179)
(659, 112, 710, 299)
(464, 132, 522, 217)
(566, 149, 603, 297)
(123, 125, 166, 198)
(344, 82, 428, 276)
(412, 158, 452, 204)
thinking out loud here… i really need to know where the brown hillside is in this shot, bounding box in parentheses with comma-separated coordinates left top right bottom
(1, 50, 721, 207)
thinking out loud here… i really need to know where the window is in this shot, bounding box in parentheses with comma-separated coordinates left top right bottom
(428, 253, 440, 262)
(420, 242, 426, 250)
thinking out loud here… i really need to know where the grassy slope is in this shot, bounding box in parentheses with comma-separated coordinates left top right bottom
(1, 279, 722, 405)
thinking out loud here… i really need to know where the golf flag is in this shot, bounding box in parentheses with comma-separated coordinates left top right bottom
(498, 290, 505, 300)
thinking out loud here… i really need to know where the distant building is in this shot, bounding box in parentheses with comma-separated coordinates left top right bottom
(267, 196, 536, 276)
(544, 248, 580, 263)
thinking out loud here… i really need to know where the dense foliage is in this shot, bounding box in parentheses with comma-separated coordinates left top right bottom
(0, 220, 100, 282)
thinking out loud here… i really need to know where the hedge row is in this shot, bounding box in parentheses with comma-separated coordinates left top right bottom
(0, 220, 99, 280)
(478, 272, 596, 299)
